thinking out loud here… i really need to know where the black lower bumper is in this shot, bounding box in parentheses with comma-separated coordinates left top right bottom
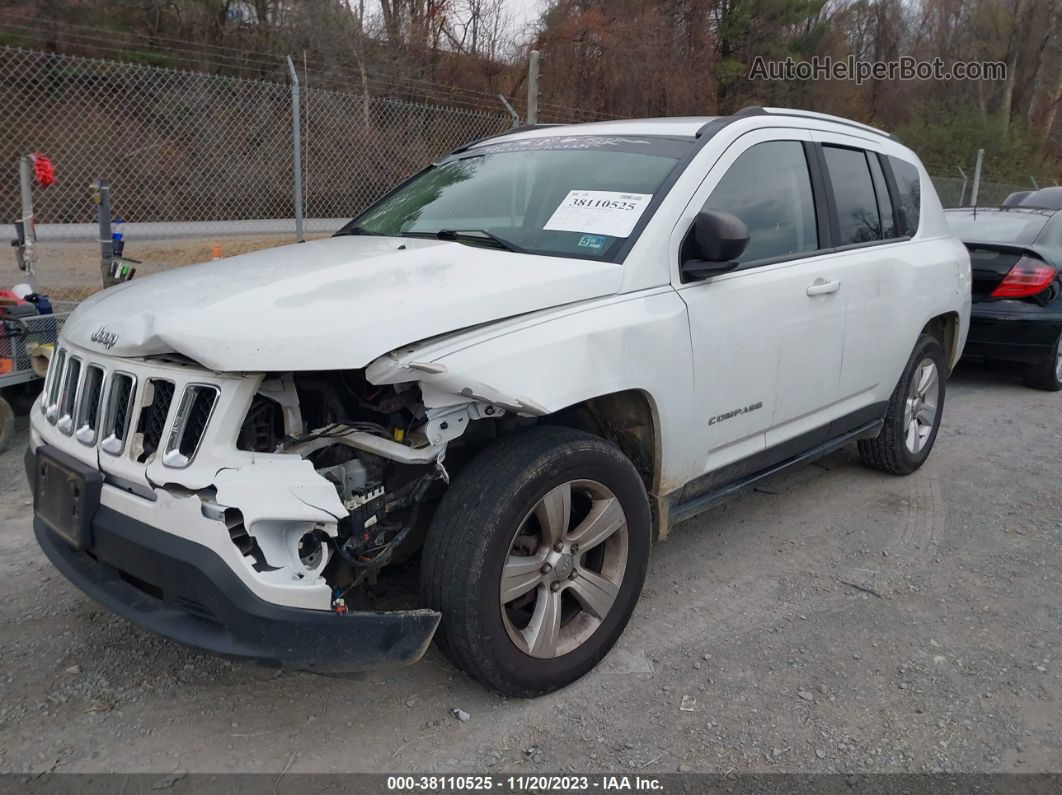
(965, 303, 1061, 364)
(31, 457, 439, 673)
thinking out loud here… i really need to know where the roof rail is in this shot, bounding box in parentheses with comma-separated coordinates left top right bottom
(756, 107, 892, 138)
(696, 106, 765, 138)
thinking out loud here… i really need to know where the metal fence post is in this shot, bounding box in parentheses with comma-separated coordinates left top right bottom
(18, 155, 37, 291)
(498, 95, 520, 127)
(527, 50, 540, 125)
(93, 178, 118, 288)
(287, 55, 305, 243)
(303, 51, 310, 227)
(0, 45, 527, 301)
(970, 148, 984, 207)
(956, 166, 968, 207)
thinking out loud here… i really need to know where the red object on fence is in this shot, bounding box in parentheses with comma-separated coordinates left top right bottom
(30, 153, 55, 188)
(0, 289, 30, 307)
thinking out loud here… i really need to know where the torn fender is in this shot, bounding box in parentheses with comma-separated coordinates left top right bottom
(367, 353, 548, 415)
(365, 290, 700, 489)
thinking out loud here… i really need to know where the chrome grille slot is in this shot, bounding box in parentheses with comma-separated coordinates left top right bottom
(163, 385, 219, 468)
(44, 348, 66, 423)
(41, 348, 227, 468)
(56, 357, 82, 435)
(101, 372, 137, 455)
(75, 365, 106, 445)
(136, 379, 175, 463)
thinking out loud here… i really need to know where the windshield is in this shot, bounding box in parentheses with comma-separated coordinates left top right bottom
(944, 209, 1051, 244)
(343, 135, 692, 261)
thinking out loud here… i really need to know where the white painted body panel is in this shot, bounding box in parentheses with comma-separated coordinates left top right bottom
(808, 130, 972, 404)
(32, 109, 971, 611)
(61, 235, 623, 372)
(667, 127, 846, 473)
(368, 288, 699, 493)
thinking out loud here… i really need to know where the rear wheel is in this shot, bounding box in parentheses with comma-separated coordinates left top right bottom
(0, 394, 13, 454)
(1023, 333, 1062, 391)
(859, 334, 946, 476)
(420, 426, 651, 697)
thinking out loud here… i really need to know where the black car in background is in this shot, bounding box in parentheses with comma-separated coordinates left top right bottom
(945, 188, 1062, 391)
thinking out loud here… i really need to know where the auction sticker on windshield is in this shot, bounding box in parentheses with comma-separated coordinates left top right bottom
(544, 190, 653, 238)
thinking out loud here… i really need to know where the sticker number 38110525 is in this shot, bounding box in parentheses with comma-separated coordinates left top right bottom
(544, 190, 653, 239)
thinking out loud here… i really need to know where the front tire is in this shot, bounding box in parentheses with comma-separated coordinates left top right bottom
(1023, 332, 1062, 391)
(420, 426, 651, 697)
(859, 333, 946, 475)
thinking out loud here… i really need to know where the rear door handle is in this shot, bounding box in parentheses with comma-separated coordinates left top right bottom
(806, 279, 841, 296)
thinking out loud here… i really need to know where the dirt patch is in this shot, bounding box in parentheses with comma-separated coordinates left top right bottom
(0, 362, 1059, 774)
(1, 234, 330, 302)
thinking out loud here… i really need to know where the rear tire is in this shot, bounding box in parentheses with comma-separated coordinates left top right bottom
(859, 334, 946, 476)
(420, 426, 651, 697)
(0, 395, 13, 454)
(1023, 333, 1062, 391)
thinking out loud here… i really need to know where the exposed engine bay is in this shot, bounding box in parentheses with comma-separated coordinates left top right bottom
(233, 369, 526, 612)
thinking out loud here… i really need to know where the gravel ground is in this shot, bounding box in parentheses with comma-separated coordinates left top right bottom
(0, 361, 1059, 775)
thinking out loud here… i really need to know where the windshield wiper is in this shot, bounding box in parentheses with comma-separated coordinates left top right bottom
(435, 229, 526, 253)
(334, 225, 383, 237)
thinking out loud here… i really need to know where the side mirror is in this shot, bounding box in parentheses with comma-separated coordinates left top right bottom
(681, 210, 749, 281)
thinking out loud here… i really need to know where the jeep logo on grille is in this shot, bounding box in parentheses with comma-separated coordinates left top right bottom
(90, 327, 118, 350)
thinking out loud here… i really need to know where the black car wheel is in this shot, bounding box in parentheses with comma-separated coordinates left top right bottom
(420, 426, 651, 697)
(1023, 332, 1062, 391)
(859, 333, 947, 475)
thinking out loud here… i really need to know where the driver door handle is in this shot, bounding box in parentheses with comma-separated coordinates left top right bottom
(806, 279, 841, 296)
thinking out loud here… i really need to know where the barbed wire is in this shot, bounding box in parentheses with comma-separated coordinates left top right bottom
(0, 11, 612, 123)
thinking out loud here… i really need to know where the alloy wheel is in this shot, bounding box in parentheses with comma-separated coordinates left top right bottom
(903, 358, 940, 454)
(499, 479, 629, 658)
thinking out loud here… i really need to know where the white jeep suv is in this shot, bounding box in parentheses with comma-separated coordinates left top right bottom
(28, 107, 971, 696)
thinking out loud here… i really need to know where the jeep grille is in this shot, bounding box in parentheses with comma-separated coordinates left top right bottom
(44, 346, 227, 469)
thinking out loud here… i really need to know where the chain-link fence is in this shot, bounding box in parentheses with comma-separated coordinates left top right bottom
(0, 45, 513, 302)
(5, 44, 1059, 305)
(926, 163, 1059, 209)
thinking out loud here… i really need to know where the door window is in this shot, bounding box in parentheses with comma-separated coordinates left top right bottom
(702, 141, 819, 263)
(823, 146, 882, 245)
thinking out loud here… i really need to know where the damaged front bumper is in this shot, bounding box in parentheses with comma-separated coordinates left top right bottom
(30, 450, 440, 672)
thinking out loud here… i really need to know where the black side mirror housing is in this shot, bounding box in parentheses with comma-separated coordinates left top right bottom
(681, 210, 750, 281)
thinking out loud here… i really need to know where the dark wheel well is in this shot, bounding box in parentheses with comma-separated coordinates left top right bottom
(922, 313, 960, 373)
(543, 390, 660, 496)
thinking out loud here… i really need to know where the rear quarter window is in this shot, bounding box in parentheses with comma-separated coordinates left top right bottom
(889, 157, 921, 236)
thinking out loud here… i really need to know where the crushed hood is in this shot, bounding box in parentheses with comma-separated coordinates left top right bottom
(61, 235, 623, 372)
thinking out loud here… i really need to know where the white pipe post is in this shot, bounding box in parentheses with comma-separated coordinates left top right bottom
(970, 148, 984, 207)
(288, 56, 305, 243)
(527, 50, 540, 125)
(303, 50, 310, 230)
(18, 156, 37, 291)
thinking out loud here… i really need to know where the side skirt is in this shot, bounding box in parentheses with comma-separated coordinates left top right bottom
(669, 419, 883, 526)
